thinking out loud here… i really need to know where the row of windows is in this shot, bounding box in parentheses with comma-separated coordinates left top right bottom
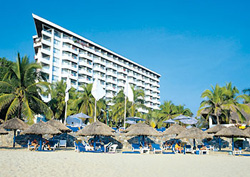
(41, 25, 160, 80)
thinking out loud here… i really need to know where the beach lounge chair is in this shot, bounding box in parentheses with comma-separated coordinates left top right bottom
(233, 147, 242, 155)
(44, 141, 59, 151)
(132, 144, 141, 152)
(104, 142, 112, 152)
(109, 144, 118, 153)
(185, 145, 193, 153)
(152, 144, 162, 154)
(59, 140, 67, 148)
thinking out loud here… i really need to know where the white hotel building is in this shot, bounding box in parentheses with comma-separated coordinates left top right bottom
(32, 14, 161, 111)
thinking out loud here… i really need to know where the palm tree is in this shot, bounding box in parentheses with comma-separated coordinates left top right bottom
(48, 80, 75, 121)
(223, 83, 250, 123)
(159, 101, 178, 121)
(129, 88, 147, 117)
(70, 84, 95, 121)
(198, 83, 250, 124)
(243, 88, 250, 96)
(175, 104, 193, 117)
(110, 87, 147, 125)
(198, 84, 228, 124)
(0, 53, 52, 123)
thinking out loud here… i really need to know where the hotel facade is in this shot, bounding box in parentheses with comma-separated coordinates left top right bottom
(32, 14, 161, 111)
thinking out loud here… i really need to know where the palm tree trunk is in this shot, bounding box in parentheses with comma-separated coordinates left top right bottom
(216, 115, 220, 125)
(18, 100, 22, 119)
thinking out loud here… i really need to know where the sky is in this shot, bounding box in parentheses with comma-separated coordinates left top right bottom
(0, 0, 250, 115)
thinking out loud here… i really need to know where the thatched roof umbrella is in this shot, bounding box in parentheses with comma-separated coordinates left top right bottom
(76, 121, 114, 136)
(124, 123, 149, 133)
(0, 127, 8, 135)
(244, 127, 250, 136)
(125, 123, 160, 146)
(206, 125, 226, 150)
(76, 121, 114, 150)
(22, 121, 61, 151)
(176, 127, 212, 148)
(2, 118, 29, 147)
(162, 124, 186, 136)
(206, 125, 226, 134)
(215, 126, 250, 151)
(46, 119, 71, 133)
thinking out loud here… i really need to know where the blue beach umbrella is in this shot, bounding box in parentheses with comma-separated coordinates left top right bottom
(163, 119, 176, 124)
(125, 120, 137, 125)
(126, 117, 145, 122)
(173, 115, 191, 120)
(179, 118, 198, 125)
(68, 113, 92, 119)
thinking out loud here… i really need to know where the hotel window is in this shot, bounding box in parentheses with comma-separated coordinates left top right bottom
(42, 44, 50, 51)
(63, 33, 70, 39)
(52, 75, 59, 82)
(52, 66, 59, 72)
(54, 39, 60, 46)
(53, 57, 60, 65)
(42, 35, 51, 42)
(54, 30, 61, 38)
(53, 48, 60, 55)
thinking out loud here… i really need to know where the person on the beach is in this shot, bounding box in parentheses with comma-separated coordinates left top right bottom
(44, 140, 51, 150)
(30, 139, 38, 150)
(175, 142, 182, 153)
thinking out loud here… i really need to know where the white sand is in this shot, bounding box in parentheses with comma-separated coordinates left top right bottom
(0, 149, 249, 177)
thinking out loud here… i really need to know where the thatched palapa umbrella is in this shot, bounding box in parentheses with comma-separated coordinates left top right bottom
(76, 121, 114, 136)
(162, 124, 186, 136)
(23, 121, 61, 151)
(215, 126, 250, 151)
(124, 123, 149, 133)
(176, 127, 212, 148)
(47, 119, 71, 133)
(125, 123, 160, 146)
(206, 125, 226, 150)
(76, 121, 114, 150)
(244, 127, 250, 136)
(3, 118, 29, 147)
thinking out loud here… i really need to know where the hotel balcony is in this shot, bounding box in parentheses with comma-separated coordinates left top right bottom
(105, 93, 113, 98)
(39, 57, 50, 65)
(93, 66, 105, 73)
(42, 67, 50, 74)
(106, 63, 117, 70)
(41, 30, 52, 37)
(106, 78, 116, 84)
(106, 85, 116, 92)
(41, 48, 51, 56)
(106, 70, 117, 77)
(41, 39, 51, 46)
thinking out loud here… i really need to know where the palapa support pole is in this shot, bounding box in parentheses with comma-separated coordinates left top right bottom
(124, 96, 127, 129)
(219, 137, 222, 151)
(13, 129, 16, 148)
(39, 134, 42, 151)
(193, 139, 196, 149)
(232, 136, 234, 151)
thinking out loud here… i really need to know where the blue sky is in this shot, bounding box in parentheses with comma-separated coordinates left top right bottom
(0, 0, 250, 115)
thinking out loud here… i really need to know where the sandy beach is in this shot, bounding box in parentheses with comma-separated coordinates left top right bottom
(0, 149, 249, 177)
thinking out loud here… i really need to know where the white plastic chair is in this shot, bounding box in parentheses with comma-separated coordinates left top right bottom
(59, 140, 67, 148)
(109, 144, 118, 153)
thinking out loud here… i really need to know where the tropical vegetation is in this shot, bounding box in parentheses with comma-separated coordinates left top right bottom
(1, 54, 249, 128)
(198, 83, 250, 124)
(0, 53, 52, 124)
